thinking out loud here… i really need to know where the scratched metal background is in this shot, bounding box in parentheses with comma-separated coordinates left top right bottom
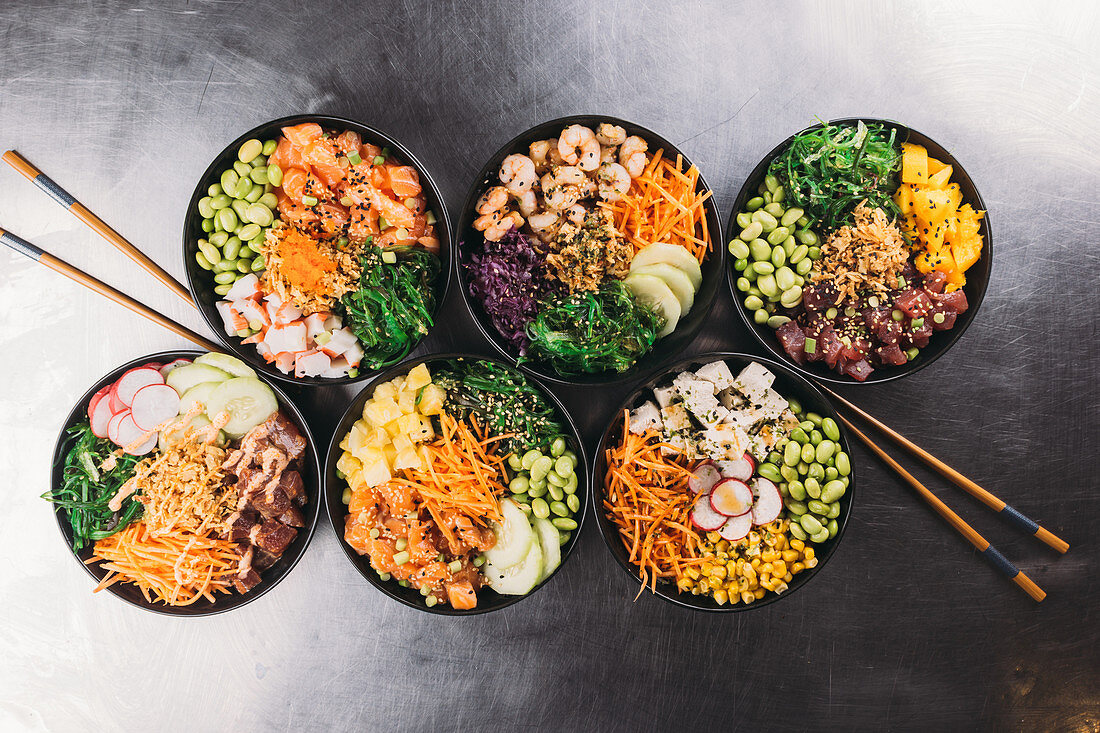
(1, 1, 1097, 731)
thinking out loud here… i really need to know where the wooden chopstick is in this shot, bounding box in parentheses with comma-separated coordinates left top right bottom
(836, 414, 1046, 602)
(2, 149, 196, 308)
(0, 227, 221, 352)
(821, 385, 1069, 554)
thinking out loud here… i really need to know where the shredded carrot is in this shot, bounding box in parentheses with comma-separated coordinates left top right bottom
(89, 523, 240, 606)
(602, 409, 703, 599)
(598, 150, 713, 263)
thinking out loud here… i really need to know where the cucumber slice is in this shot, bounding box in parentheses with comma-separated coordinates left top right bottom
(194, 352, 257, 378)
(165, 363, 231, 396)
(624, 273, 681, 339)
(206, 377, 278, 438)
(631, 263, 696, 314)
(532, 516, 562, 582)
(483, 498, 534, 569)
(630, 242, 703, 290)
(484, 533, 544, 595)
(158, 414, 212, 451)
(178, 381, 220, 416)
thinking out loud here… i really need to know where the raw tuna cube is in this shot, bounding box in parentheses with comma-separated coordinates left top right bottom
(895, 288, 933, 318)
(775, 321, 806, 365)
(844, 359, 873, 381)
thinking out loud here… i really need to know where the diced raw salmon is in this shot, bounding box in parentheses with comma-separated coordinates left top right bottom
(281, 167, 309, 203)
(445, 580, 478, 609)
(388, 166, 421, 197)
(335, 130, 362, 155)
(282, 122, 323, 148)
(302, 139, 340, 168)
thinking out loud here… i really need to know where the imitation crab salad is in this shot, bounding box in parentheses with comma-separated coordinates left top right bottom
(465, 121, 713, 376)
(731, 121, 983, 380)
(603, 359, 849, 606)
(46, 353, 309, 607)
(338, 359, 581, 610)
(194, 123, 441, 379)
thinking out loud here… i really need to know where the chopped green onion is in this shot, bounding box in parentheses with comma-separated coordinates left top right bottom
(395, 537, 408, 551)
(315, 331, 332, 345)
(339, 196, 353, 207)
(302, 195, 318, 206)
(348, 152, 362, 165)
(398, 580, 408, 587)
(392, 550, 410, 565)
(379, 572, 391, 581)
(381, 251, 397, 264)
(395, 227, 408, 240)
(933, 312, 945, 324)
(804, 337, 817, 354)
(420, 585, 431, 597)
(248, 319, 262, 330)
(425, 211, 437, 225)
(348, 367, 359, 378)
(425, 595, 438, 607)
(472, 555, 485, 567)
(337, 236, 349, 247)
(373, 155, 385, 166)
(236, 329, 250, 338)
(891, 309, 904, 322)
(448, 560, 462, 573)
(369, 527, 380, 539)
(911, 317, 924, 329)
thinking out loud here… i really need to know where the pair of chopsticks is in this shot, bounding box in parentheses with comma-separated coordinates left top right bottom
(1, 150, 219, 352)
(818, 386, 1066, 602)
(2, 151, 1067, 600)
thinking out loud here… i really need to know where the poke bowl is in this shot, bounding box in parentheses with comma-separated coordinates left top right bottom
(46, 350, 321, 616)
(325, 353, 587, 615)
(184, 114, 451, 386)
(726, 117, 992, 384)
(456, 114, 725, 386)
(593, 352, 855, 612)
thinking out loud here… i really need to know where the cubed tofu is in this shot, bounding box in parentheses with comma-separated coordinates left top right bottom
(733, 363, 775, 403)
(718, 388, 746, 411)
(660, 403, 693, 434)
(694, 360, 736, 392)
(373, 381, 398, 401)
(629, 401, 663, 435)
(699, 425, 750, 461)
(417, 384, 446, 416)
(754, 388, 790, 422)
(364, 398, 403, 428)
(653, 384, 676, 409)
(679, 376, 729, 427)
(404, 363, 432, 391)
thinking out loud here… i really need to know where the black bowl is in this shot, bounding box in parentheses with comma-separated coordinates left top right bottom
(183, 113, 452, 387)
(726, 117, 993, 385)
(325, 353, 588, 615)
(49, 350, 321, 616)
(591, 352, 855, 612)
(455, 114, 725, 387)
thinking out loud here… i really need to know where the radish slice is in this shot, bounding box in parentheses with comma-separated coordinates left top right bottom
(688, 463, 722, 494)
(107, 410, 129, 444)
(115, 368, 164, 406)
(719, 512, 753, 541)
(87, 386, 110, 422)
(691, 494, 727, 531)
(751, 478, 783, 526)
(108, 384, 126, 414)
(718, 453, 755, 481)
(709, 479, 754, 517)
(130, 384, 181, 431)
(143, 362, 163, 371)
(158, 359, 191, 378)
(115, 414, 156, 455)
(90, 396, 115, 438)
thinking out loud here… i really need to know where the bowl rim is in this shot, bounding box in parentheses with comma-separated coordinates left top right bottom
(454, 113, 726, 388)
(725, 116, 994, 385)
(182, 113, 453, 387)
(589, 350, 855, 612)
(48, 349, 322, 616)
(323, 351, 590, 615)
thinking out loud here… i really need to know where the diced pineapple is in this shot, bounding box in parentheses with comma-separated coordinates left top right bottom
(347, 468, 363, 490)
(417, 383, 445, 416)
(347, 422, 371, 455)
(391, 376, 406, 393)
(393, 446, 423, 471)
(392, 433, 414, 454)
(405, 363, 432, 391)
(373, 381, 398, 401)
(339, 435, 350, 451)
(336, 451, 361, 477)
(364, 397, 403, 427)
(397, 413, 435, 443)
(398, 388, 417, 414)
(360, 456, 392, 487)
(383, 444, 398, 466)
(367, 427, 390, 448)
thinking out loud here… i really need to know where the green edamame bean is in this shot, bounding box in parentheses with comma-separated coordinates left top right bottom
(230, 198, 250, 219)
(757, 273, 778, 297)
(238, 139, 263, 164)
(549, 500, 569, 517)
(201, 218, 214, 233)
(554, 456, 573, 477)
(531, 498, 550, 519)
(780, 465, 798, 482)
(746, 196, 764, 211)
(736, 277, 752, 293)
(247, 235, 265, 252)
(739, 221, 763, 242)
(266, 164, 283, 188)
(790, 428, 809, 445)
(531, 456, 554, 483)
(810, 527, 830, 543)
(244, 184, 264, 203)
(774, 266, 795, 291)
(827, 518, 838, 538)
(767, 315, 790, 328)
(804, 477, 821, 499)
(251, 256, 266, 272)
(789, 522, 808, 541)
(245, 203, 274, 226)
(808, 463, 825, 482)
(808, 246, 822, 260)
(728, 240, 750, 260)
(521, 449, 542, 470)
(795, 258, 813, 276)
(789, 244, 809, 264)
(548, 484, 565, 502)
(195, 251, 213, 270)
(212, 259, 233, 273)
(766, 226, 789, 246)
(816, 440, 836, 463)
(780, 286, 803, 308)
(238, 223, 261, 242)
(763, 202, 784, 218)
(234, 259, 249, 273)
(786, 499, 807, 516)
(763, 174, 780, 192)
(796, 229, 819, 246)
(821, 480, 846, 503)
(220, 169, 240, 197)
(208, 183, 223, 197)
(214, 271, 236, 285)
(509, 476, 529, 494)
(735, 258, 750, 273)
(835, 452, 851, 476)
(799, 514, 823, 534)
(223, 236, 241, 260)
(757, 462, 782, 483)
(821, 417, 840, 442)
(809, 430, 822, 446)
(767, 450, 782, 465)
(736, 212, 753, 229)
(198, 196, 215, 219)
(217, 208, 238, 232)
(784, 442, 801, 467)
(564, 473, 578, 494)
(782, 236, 797, 258)
(549, 437, 566, 458)
(800, 443, 816, 464)
(552, 517, 578, 531)
(511, 493, 529, 504)
(567, 493, 580, 513)
(547, 471, 565, 488)
(231, 161, 251, 179)
(744, 295, 764, 311)
(805, 412, 823, 427)
(198, 241, 221, 264)
(210, 194, 231, 210)
(261, 139, 277, 156)
(770, 246, 787, 269)
(807, 500, 829, 517)
(772, 186, 785, 203)
(753, 308, 768, 325)
(528, 482, 547, 498)
(751, 261, 774, 276)
(213, 283, 232, 296)
(825, 467, 839, 481)
(752, 210, 777, 232)
(826, 502, 840, 519)
(507, 453, 523, 471)
(787, 480, 806, 501)
(780, 207, 804, 227)
(234, 176, 253, 199)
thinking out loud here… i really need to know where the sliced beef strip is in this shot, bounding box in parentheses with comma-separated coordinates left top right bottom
(232, 568, 262, 594)
(224, 510, 259, 542)
(267, 413, 306, 462)
(255, 519, 297, 557)
(277, 505, 305, 528)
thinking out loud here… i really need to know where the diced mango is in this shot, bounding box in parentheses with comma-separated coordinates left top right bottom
(952, 236, 982, 272)
(926, 156, 949, 175)
(945, 268, 966, 291)
(914, 249, 937, 274)
(915, 247, 956, 274)
(405, 363, 431, 391)
(945, 183, 963, 212)
(901, 143, 928, 185)
(893, 184, 914, 214)
(926, 165, 953, 189)
(913, 188, 955, 227)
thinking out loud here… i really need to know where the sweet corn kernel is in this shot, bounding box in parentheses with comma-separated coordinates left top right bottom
(743, 564, 757, 582)
(677, 577, 692, 591)
(806, 557, 819, 568)
(783, 572, 793, 582)
(709, 565, 727, 581)
(792, 561, 805, 573)
(760, 562, 774, 575)
(750, 558, 761, 569)
(717, 540, 729, 552)
(748, 531, 761, 546)
(713, 589, 728, 605)
(762, 550, 778, 562)
(685, 567, 700, 580)
(701, 561, 714, 575)
(735, 558, 746, 571)
(698, 579, 710, 593)
(776, 535, 788, 550)
(753, 588, 766, 599)
(782, 549, 799, 563)
(804, 547, 816, 561)
(790, 539, 805, 552)
(740, 591, 755, 604)
(760, 577, 776, 591)
(726, 560, 737, 575)
(738, 577, 751, 591)
(772, 561, 787, 577)
(774, 581, 789, 594)
(707, 531, 721, 543)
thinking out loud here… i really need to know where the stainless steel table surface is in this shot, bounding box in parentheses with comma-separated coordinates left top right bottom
(1, 1, 1097, 731)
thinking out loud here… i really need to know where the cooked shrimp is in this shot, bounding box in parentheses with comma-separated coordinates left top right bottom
(528, 211, 561, 242)
(597, 162, 631, 202)
(476, 186, 508, 215)
(600, 145, 618, 165)
(486, 210, 523, 241)
(596, 123, 627, 146)
(547, 138, 565, 167)
(620, 135, 649, 178)
(498, 154, 537, 194)
(515, 189, 538, 217)
(564, 204, 587, 226)
(558, 125, 601, 171)
(529, 140, 552, 173)
(547, 165, 586, 186)
(542, 182, 579, 212)
(577, 177, 597, 199)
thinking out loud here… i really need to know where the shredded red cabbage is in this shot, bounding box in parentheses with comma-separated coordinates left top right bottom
(465, 227, 556, 354)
